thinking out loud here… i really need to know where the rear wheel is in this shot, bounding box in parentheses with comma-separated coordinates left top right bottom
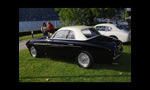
(30, 46, 40, 58)
(76, 51, 94, 68)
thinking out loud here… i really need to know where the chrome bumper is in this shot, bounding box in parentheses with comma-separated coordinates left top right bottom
(113, 54, 120, 60)
(113, 43, 123, 60)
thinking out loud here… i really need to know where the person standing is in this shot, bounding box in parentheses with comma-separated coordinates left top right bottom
(41, 22, 48, 37)
(47, 21, 54, 36)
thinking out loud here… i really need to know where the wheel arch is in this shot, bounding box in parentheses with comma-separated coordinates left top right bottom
(109, 35, 118, 39)
(73, 46, 97, 61)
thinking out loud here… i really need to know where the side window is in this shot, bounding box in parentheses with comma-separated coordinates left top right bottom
(67, 31, 75, 39)
(96, 26, 106, 31)
(53, 30, 69, 39)
(105, 26, 112, 31)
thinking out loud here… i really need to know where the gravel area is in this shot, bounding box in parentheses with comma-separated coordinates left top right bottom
(19, 39, 30, 51)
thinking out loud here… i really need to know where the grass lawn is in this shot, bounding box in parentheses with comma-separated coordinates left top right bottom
(19, 33, 43, 41)
(19, 45, 131, 82)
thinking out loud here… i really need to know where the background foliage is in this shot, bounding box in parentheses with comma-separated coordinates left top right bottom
(55, 8, 127, 26)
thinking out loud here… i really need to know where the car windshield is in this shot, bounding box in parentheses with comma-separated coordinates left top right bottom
(117, 25, 130, 31)
(81, 28, 100, 38)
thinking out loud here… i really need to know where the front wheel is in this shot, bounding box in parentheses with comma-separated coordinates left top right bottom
(76, 51, 94, 68)
(30, 46, 40, 58)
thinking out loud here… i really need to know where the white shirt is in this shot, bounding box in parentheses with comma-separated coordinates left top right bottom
(41, 26, 48, 32)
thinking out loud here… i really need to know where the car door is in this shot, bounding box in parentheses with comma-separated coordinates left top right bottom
(96, 26, 112, 36)
(95, 26, 107, 35)
(48, 30, 76, 57)
(62, 31, 77, 57)
(46, 30, 69, 56)
(103, 26, 112, 36)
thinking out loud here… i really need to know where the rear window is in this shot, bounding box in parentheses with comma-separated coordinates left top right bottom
(117, 25, 130, 31)
(81, 28, 100, 38)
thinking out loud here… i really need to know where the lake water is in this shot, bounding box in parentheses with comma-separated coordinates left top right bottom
(19, 20, 61, 32)
(19, 20, 126, 32)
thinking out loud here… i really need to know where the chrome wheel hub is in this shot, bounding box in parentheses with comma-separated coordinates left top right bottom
(30, 47, 37, 57)
(78, 53, 90, 67)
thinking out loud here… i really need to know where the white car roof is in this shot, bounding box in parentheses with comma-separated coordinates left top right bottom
(53, 26, 92, 40)
(94, 23, 119, 31)
(94, 23, 117, 27)
(59, 25, 91, 31)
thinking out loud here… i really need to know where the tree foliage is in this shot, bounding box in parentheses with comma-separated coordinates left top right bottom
(122, 8, 129, 21)
(55, 8, 129, 26)
(55, 8, 99, 26)
(98, 8, 116, 19)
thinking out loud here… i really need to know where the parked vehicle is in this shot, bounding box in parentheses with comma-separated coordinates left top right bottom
(26, 26, 123, 68)
(94, 23, 131, 42)
(117, 24, 131, 31)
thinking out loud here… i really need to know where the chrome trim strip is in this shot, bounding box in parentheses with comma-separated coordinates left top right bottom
(33, 43, 52, 45)
(33, 43, 81, 48)
(113, 55, 120, 60)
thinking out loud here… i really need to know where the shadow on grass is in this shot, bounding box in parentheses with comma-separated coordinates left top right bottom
(39, 52, 131, 73)
(91, 52, 131, 72)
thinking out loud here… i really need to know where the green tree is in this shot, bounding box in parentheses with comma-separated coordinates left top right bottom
(55, 8, 99, 26)
(98, 8, 116, 20)
(55, 8, 128, 25)
(122, 8, 129, 21)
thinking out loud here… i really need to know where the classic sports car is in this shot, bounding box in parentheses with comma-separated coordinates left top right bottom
(94, 23, 131, 42)
(26, 26, 123, 68)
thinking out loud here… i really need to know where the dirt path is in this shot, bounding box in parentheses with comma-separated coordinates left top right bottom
(19, 39, 30, 51)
